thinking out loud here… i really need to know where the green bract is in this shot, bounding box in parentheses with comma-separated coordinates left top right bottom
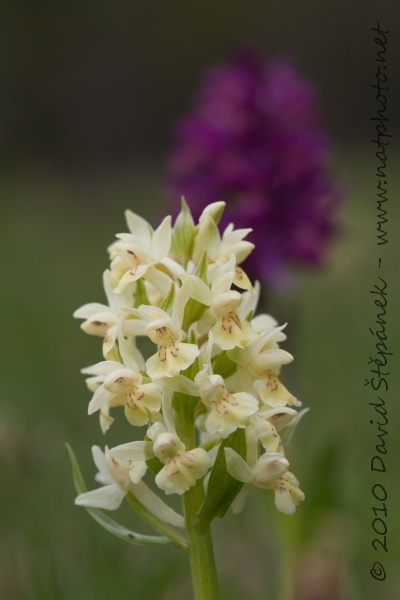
(171, 197, 195, 267)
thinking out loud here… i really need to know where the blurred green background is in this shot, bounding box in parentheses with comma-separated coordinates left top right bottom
(1, 2, 399, 599)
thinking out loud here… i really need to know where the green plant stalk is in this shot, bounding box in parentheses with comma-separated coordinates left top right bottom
(183, 481, 220, 600)
(180, 404, 220, 600)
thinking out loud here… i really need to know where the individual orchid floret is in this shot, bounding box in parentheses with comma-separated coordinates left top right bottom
(228, 322, 299, 408)
(108, 211, 172, 293)
(74, 270, 137, 360)
(224, 447, 289, 517)
(74, 271, 120, 338)
(73, 270, 134, 335)
(73, 270, 156, 362)
(132, 302, 200, 379)
(208, 267, 256, 350)
(182, 258, 256, 350)
(195, 360, 259, 438)
(76, 445, 186, 531)
(84, 371, 115, 433)
(147, 423, 212, 495)
(73, 301, 118, 338)
(224, 447, 304, 515)
(112, 422, 211, 495)
(193, 209, 254, 268)
(190, 202, 255, 291)
(246, 415, 283, 466)
(75, 445, 147, 510)
(146, 317, 199, 379)
(83, 361, 162, 428)
(225, 446, 304, 515)
(225, 448, 289, 489)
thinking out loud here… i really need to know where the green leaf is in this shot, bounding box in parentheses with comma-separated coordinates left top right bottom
(182, 252, 209, 329)
(125, 492, 188, 553)
(195, 429, 246, 531)
(173, 330, 201, 426)
(193, 251, 208, 283)
(134, 278, 150, 308)
(183, 299, 207, 330)
(145, 456, 163, 474)
(245, 310, 254, 323)
(144, 434, 163, 474)
(212, 351, 237, 379)
(66, 444, 169, 547)
(160, 283, 176, 314)
(183, 329, 201, 380)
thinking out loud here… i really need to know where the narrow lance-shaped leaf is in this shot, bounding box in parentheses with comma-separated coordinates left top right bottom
(66, 444, 170, 547)
(125, 491, 188, 553)
(194, 428, 247, 531)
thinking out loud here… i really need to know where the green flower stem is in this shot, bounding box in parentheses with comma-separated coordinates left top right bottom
(183, 480, 220, 600)
(180, 404, 220, 600)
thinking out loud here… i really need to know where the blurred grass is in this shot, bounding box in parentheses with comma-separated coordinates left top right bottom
(0, 150, 399, 599)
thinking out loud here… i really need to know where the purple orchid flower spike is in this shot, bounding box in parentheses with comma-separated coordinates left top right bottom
(166, 52, 342, 291)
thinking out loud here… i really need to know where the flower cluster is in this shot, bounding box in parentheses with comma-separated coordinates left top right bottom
(166, 53, 341, 289)
(74, 201, 305, 524)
